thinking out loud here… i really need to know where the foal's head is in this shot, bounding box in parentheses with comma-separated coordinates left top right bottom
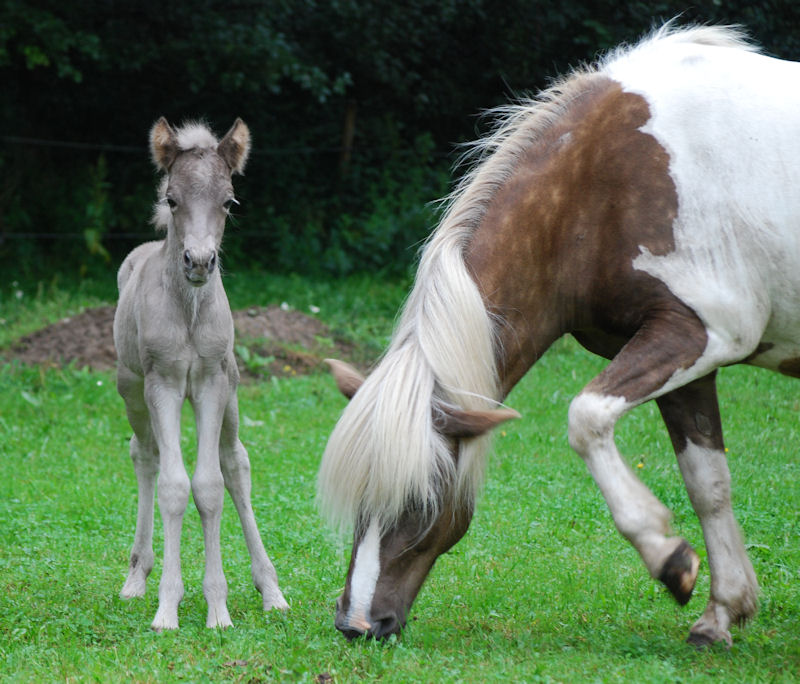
(150, 117, 250, 286)
(322, 360, 518, 640)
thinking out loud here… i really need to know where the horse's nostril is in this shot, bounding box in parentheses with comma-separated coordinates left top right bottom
(370, 616, 401, 640)
(208, 252, 217, 271)
(334, 616, 367, 641)
(183, 250, 192, 268)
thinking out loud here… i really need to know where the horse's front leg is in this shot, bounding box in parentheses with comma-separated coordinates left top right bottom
(144, 373, 190, 631)
(568, 316, 713, 607)
(657, 374, 758, 647)
(219, 392, 288, 612)
(191, 369, 233, 628)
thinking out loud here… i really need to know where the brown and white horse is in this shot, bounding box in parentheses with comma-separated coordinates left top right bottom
(318, 25, 800, 646)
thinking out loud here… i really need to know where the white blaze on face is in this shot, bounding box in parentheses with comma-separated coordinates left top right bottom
(346, 519, 381, 631)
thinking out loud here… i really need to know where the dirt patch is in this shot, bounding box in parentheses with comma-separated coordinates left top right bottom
(6, 305, 363, 381)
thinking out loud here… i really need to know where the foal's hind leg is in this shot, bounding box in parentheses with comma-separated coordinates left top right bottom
(568, 314, 713, 604)
(219, 394, 288, 612)
(118, 367, 158, 599)
(657, 374, 758, 647)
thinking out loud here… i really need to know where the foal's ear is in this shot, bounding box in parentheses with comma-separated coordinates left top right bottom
(150, 117, 179, 171)
(434, 404, 520, 439)
(325, 359, 365, 400)
(218, 118, 251, 174)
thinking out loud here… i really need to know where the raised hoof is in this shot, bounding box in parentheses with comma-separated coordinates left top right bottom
(658, 539, 700, 605)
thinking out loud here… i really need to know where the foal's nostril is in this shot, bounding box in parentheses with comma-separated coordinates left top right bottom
(208, 251, 217, 272)
(183, 250, 193, 268)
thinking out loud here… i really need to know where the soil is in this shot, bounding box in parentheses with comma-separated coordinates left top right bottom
(7, 305, 364, 381)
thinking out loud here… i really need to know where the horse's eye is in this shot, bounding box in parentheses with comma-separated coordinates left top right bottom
(223, 197, 239, 212)
(166, 197, 177, 210)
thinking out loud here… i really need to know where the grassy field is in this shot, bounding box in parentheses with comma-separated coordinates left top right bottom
(1, 273, 799, 682)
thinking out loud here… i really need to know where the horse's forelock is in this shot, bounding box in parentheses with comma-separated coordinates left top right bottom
(174, 122, 219, 152)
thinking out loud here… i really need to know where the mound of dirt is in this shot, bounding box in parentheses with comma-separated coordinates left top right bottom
(7, 305, 362, 381)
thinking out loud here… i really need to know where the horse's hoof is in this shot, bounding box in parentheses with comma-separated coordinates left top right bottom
(687, 628, 732, 649)
(658, 539, 700, 605)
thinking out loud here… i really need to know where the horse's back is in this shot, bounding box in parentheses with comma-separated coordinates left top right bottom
(602, 33, 800, 368)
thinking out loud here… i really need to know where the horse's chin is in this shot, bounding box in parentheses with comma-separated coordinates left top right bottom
(185, 273, 209, 287)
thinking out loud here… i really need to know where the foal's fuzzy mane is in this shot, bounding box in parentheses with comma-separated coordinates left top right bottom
(152, 121, 221, 231)
(316, 24, 759, 533)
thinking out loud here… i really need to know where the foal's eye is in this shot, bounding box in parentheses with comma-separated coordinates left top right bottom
(166, 197, 177, 210)
(223, 197, 239, 212)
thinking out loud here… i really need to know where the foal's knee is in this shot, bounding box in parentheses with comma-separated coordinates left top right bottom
(192, 469, 225, 517)
(158, 469, 190, 516)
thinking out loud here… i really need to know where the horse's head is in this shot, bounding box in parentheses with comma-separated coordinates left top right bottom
(322, 359, 518, 640)
(149, 117, 250, 286)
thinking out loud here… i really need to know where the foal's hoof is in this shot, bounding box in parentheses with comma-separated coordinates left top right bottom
(658, 539, 700, 605)
(263, 590, 289, 612)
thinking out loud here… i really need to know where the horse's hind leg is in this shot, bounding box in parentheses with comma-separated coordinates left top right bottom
(657, 373, 758, 647)
(568, 314, 713, 605)
(118, 368, 157, 599)
(219, 394, 288, 611)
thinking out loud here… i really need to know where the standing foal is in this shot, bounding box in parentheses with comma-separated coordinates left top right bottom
(114, 117, 287, 630)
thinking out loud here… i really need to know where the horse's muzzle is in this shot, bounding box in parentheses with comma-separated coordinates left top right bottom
(183, 249, 217, 286)
(334, 612, 403, 641)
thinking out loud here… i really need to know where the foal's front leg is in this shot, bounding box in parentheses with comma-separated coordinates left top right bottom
(191, 370, 233, 628)
(144, 374, 191, 631)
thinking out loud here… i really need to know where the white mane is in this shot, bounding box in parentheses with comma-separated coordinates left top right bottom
(316, 23, 759, 533)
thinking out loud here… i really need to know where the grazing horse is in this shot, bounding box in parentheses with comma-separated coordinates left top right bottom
(114, 118, 287, 630)
(318, 25, 800, 646)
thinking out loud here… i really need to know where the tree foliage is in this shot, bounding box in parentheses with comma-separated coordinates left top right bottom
(2, 0, 799, 278)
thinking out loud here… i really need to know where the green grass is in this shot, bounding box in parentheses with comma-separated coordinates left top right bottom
(1, 274, 799, 682)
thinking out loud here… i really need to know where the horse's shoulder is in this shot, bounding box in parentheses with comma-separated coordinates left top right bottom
(117, 240, 164, 292)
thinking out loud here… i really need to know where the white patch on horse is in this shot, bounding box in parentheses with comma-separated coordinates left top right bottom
(605, 29, 800, 381)
(346, 520, 382, 631)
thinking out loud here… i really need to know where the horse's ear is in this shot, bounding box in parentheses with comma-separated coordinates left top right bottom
(150, 117, 179, 171)
(218, 118, 251, 174)
(325, 359, 365, 400)
(434, 404, 520, 439)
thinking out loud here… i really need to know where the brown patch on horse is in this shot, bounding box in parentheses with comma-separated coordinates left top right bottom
(466, 76, 706, 396)
(778, 357, 800, 378)
(740, 341, 774, 365)
(657, 373, 724, 453)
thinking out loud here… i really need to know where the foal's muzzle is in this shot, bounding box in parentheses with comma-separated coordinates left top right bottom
(183, 249, 217, 286)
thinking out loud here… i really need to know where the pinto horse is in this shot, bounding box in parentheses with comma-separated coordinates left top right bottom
(317, 25, 800, 646)
(114, 118, 287, 630)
